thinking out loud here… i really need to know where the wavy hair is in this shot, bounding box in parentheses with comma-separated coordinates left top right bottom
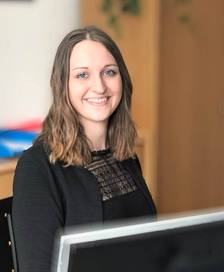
(35, 25, 137, 166)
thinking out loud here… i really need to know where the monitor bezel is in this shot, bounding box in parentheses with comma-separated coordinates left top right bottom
(56, 209, 224, 272)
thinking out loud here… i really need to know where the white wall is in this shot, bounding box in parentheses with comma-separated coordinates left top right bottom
(0, 0, 80, 127)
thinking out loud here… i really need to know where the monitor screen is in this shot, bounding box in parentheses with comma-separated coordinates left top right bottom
(56, 209, 224, 272)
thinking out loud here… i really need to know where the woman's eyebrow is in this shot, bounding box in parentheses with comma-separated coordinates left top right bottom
(104, 64, 118, 67)
(71, 64, 118, 71)
(71, 66, 88, 71)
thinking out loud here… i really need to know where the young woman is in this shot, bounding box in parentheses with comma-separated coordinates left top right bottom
(12, 26, 156, 272)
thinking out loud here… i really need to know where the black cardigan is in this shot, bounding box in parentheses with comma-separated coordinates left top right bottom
(12, 143, 156, 272)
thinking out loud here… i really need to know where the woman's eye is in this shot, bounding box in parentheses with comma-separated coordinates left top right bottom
(104, 69, 117, 77)
(77, 72, 88, 79)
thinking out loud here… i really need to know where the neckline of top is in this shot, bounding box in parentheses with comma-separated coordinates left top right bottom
(91, 148, 111, 156)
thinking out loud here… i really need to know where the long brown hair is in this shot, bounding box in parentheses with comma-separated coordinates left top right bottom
(36, 25, 137, 166)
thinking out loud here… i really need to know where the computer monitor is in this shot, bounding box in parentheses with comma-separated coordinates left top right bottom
(56, 209, 224, 272)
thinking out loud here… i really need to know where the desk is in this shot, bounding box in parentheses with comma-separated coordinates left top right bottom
(0, 159, 17, 199)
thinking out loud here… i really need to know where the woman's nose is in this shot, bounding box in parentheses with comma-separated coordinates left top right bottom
(91, 75, 106, 94)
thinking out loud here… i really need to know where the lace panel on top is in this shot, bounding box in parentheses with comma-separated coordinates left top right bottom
(85, 149, 137, 201)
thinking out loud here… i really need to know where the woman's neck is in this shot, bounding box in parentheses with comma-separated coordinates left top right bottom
(83, 122, 108, 151)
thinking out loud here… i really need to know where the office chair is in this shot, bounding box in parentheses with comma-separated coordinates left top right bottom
(0, 197, 18, 272)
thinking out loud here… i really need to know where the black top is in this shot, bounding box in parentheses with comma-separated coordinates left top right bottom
(12, 143, 156, 272)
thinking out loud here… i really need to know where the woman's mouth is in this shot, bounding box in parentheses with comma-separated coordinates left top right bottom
(84, 96, 110, 105)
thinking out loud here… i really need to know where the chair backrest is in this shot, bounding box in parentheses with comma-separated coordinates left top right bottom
(0, 197, 18, 272)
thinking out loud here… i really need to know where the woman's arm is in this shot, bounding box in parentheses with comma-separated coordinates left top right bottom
(12, 146, 64, 272)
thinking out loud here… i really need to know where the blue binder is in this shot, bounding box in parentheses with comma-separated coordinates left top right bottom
(0, 130, 38, 158)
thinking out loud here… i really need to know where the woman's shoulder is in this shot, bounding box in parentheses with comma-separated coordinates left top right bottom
(122, 154, 142, 173)
(123, 154, 141, 164)
(16, 141, 50, 168)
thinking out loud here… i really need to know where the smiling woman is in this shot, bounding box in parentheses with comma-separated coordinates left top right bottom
(12, 26, 156, 272)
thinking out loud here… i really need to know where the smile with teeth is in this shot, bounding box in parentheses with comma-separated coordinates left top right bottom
(84, 96, 109, 105)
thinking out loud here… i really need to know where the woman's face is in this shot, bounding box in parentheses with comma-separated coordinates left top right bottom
(68, 40, 122, 131)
